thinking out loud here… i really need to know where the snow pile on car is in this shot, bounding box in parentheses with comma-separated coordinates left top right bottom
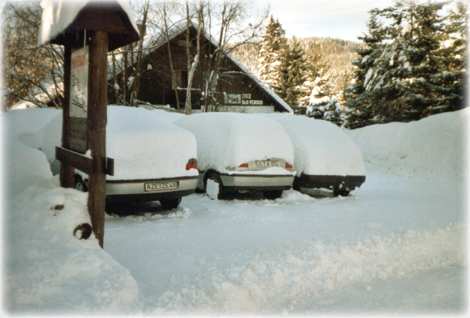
(349, 108, 468, 178)
(176, 113, 295, 174)
(4, 139, 140, 313)
(271, 115, 366, 176)
(39, 106, 198, 179)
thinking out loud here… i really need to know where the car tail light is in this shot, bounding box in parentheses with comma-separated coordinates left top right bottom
(285, 162, 294, 171)
(186, 158, 198, 170)
(239, 162, 249, 169)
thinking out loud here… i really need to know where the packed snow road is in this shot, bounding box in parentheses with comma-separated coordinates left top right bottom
(105, 170, 465, 314)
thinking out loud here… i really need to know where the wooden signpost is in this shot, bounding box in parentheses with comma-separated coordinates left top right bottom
(42, 1, 139, 247)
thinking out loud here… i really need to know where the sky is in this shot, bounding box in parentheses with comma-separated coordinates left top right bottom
(255, 0, 395, 41)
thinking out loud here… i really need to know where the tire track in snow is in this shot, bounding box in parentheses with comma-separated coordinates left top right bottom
(153, 223, 465, 313)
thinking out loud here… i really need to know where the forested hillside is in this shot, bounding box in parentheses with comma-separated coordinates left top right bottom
(232, 37, 361, 107)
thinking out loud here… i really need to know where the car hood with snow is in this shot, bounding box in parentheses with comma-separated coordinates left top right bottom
(271, 114, 366, 176)
(38, 106, 198, 180)
(175, 113, 295, 175)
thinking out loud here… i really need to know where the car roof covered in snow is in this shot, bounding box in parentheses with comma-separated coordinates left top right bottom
(271, 114, 366, 176)
(175, 112, 294, 173)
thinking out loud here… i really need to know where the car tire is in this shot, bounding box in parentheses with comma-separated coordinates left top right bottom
(333, 185, 350, 197)
(264, 190, 283, 200)
(205, 171, 225, 200)
(75, 175, 88, 192)
(160, 197, 182, 210)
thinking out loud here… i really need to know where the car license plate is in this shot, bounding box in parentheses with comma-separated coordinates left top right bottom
(144, 181, 179, 192)
(253, 159, 283, 169)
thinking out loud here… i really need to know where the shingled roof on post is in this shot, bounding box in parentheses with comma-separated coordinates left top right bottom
(39, 0, 139, 50)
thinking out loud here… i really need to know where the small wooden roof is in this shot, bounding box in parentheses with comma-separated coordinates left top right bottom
(40, 0, 139, 50)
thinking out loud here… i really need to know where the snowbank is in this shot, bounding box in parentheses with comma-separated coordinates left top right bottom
(5, 141, 53, 195)
(4, 108, 60, 148)
(348, 108, 468, 178)
(175, 113, 295, 174)
(271, 115, 366, 176)
(4, 140, 140, 313)
(39, 106, 198, 180)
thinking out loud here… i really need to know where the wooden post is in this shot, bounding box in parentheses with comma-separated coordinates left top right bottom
(87, 31, 108, 248)
(60, 45, 75, 188)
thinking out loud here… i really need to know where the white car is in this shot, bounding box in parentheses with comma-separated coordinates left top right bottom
(175, 113, 296, 199)
(39, 106, 199, 209)
(272, 115, 366, 196)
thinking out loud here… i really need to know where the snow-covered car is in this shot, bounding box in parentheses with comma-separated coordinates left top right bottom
(40, 106, 199, 209)
(272, 115, 366, 196)
(175, 113, 296, 199)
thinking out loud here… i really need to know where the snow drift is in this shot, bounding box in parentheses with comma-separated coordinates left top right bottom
(4, 140, 140, 313)
(348, 108, 468, 178)
(175, 113, 295, 174)
(3, 108, 60, 149)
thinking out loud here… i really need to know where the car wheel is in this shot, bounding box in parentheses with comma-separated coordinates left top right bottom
(264, 190, 283, 200)
(75, 175, 88, 192)
(160, 197, 182, 210)
(205, 172, 225, 200)
(333, 185, 350, 197)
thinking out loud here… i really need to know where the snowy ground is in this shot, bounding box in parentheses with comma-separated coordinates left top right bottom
(3, 108, 468, 314)
(104, 171, 466, 314)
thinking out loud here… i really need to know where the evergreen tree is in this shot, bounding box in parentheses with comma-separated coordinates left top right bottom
(435, 2, 467, 112)
(279, 38, 310, 107)
(345, 9, 387, 128)
(345, 2, 464, 128)
(258, 16, 288, 95)
(387, 2, 448, 120)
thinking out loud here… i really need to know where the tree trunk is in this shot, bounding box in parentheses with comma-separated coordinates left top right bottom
(163, 4, 180, 110)
(184, 2, 203, 115)
(123, 48, 128, 105)
(134, 0, 149, 106)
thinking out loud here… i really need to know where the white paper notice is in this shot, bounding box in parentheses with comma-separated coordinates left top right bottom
(70, 47, 89, 118)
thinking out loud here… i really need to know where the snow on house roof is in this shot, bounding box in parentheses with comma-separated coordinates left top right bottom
(39, 0, 139, 48)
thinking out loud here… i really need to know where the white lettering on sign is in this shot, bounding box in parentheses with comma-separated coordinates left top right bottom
(70, 47, 89, 118)
(241, 99, 264, 105)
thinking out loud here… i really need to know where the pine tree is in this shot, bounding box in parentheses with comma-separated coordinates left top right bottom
(279, 38, 310, 107)
(434, 2, 467, 113)
(344, 2, 463, 128)
(344, 9, 386, 128)
(390, 2, 448, 120)
(258, 16, 288, 95)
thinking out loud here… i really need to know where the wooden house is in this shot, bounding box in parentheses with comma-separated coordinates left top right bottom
(110, 24, 292, 113)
